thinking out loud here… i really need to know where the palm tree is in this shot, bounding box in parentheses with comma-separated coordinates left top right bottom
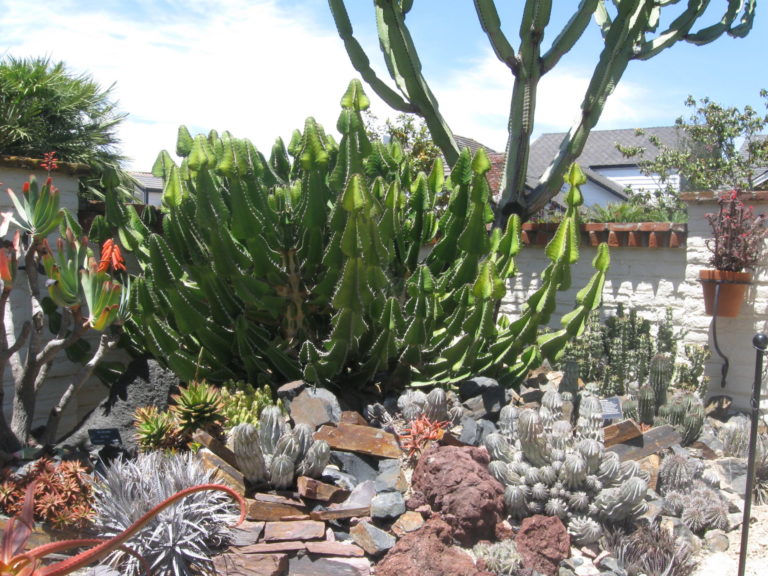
(0, 56, 135, 200)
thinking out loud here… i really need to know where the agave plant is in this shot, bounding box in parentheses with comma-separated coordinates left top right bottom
(0, 477, 244, 576)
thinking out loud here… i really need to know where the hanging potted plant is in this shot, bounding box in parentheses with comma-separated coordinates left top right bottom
(700, 190, 767, 317)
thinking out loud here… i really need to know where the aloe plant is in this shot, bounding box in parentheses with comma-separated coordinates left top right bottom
(0, 175, 127, 450)
(114, 80, 608, 391)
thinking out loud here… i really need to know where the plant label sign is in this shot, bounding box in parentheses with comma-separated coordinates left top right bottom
(600, 396, 623, 422)
(88, 427, 122, 446)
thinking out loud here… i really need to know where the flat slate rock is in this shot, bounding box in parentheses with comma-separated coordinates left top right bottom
(297, 476, 349, 503)
(212, 552, 288, 576)
(315, 423, 401, 459)
(350, 521, 397, 556)
(198, 449, 246, 495)
(263, 520, 325, 542)
(237, 541, 306, 554)
(247, 493, 308, 522)
(288, 555, 371, 576)
(229, 521, 265, 546)
(310, 506, 371, 521)
(305, 541, 366, 557)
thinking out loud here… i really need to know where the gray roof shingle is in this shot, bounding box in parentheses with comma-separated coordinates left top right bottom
(526, 126, 682, 197)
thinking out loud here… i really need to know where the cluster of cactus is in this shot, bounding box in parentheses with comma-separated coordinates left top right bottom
(719, 415, 768, 505)
(219, 380, 278, 429)
(485, 390, 649, 545)
(620, 358, 704, 446)
(395, 388, 464, 425)
(562, 306, 683, 398)
(135, 380, 278, 451)
(472, 539, 522, 575)
(107, 79, 608, 391)
(229, 406, 330, 490)
(657, 453, 727, 534)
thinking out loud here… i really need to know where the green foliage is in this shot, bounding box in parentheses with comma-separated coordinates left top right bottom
(0, 56, 135, 201)
(621, 92, 768, 194)
(583, 200, 687, 224)
(116, 81, 608, 391)
(220, 380, 278, 430)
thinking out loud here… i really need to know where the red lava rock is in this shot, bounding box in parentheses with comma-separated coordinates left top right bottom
(515, 515, 571, 576)
(374, 517, 494, 576)
(409, 444, 505, 545)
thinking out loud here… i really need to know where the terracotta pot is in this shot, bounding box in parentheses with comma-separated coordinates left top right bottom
(699, 269, 753, 317)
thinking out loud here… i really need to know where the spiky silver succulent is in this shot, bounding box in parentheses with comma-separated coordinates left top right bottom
(91, 452, 238, 576)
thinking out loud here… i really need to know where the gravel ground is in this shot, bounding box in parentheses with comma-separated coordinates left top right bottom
(693, 504, 768, 576)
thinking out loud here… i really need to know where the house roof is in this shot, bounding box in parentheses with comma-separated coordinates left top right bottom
(131, 171, 164, 193)
(526, 126, 682, 199)
(454, 135, 499, 156)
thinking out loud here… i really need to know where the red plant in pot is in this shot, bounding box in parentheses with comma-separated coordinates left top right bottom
(700, 190, 768, 316)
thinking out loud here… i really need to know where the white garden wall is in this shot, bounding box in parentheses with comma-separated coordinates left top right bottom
(501, 193, 768, 410)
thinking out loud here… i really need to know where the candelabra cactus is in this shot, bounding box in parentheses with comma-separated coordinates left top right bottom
(485, 393, 648, 536)
(229, 410, 330, 490)
(113, 79, 609, 392)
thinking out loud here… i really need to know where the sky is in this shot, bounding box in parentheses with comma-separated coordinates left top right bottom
(1, 0, 766, 171)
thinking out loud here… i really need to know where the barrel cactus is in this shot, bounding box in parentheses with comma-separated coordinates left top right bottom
(112, 79, 608, 392)
(229, 409, 330, 490)
(484, 392, 649, 535)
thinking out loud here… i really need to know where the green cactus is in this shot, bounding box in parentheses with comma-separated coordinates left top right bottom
(269, 454, 295, 490)
(296, 439, 331, 478)
(258, 406, 287, 458)
(230, 423, 267, 485)
(170, 381, 225, 438)
(114, 80, 608, 392)
(330, 1, 755, 220)
(649, 353, 673, 409)
(219, 380, 277, 430)
(637, 385, 656, 426)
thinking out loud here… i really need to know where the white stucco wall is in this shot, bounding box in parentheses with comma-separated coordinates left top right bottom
(1, 166, 109, 440)
(502, 197, 768, 410)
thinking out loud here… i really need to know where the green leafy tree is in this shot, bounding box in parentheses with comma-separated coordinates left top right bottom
(620, 91, 768, 195)
(0, 56, 135, 200)
(329, 0, 756, 222)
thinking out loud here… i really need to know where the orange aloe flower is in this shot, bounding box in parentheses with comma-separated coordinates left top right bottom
(97, 238, 126, 274)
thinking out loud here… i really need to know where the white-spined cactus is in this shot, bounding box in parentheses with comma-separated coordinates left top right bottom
(486, 390, 649, 533)
(229, 408, 329, 490)
(230, 423, 267, 484)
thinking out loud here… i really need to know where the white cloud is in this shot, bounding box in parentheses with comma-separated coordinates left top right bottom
(432, 50, 675, 150)
(2, 2, 680, 171)
(2, 0, 367, 170)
